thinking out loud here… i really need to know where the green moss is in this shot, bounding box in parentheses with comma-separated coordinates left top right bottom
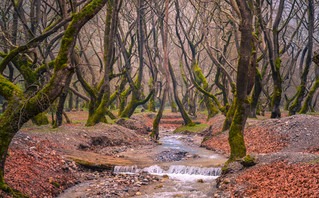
(0, 170, 29, 197)
(0, 75, 22, 99)
(193, 62, 220, 119)
(307, 158, 319, 164)
(300, 77, 319, 114)
(275, 57, 281, 70)
(32, 113, 49, 126)
(241, 155, 257, 167)
(72, 158, 112, 170)
(228, 99, 247, 161)
(222, 97, 237, 131)
(72, 158, 94, 166)
(179, 61, 188, 86)
(174, 124, 208, 133)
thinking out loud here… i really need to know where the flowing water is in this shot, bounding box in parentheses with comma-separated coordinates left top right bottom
(58, 131, 227, 197)
(114, 133, 226, 197)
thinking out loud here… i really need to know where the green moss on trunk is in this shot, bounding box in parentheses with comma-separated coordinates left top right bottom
(222, 97, 237, 131)
(32, 112, 49, 126)
(228, 99, 248, 161)
(270, 58, 282, 118)
(193, 62, 219, 119)
(300, 77, 319, 114)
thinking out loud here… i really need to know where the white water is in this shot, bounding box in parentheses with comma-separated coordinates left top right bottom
(114, 164, 221, 182)
(115, 134, 225, 197)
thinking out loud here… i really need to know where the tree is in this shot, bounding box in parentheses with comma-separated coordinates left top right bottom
(227, 0, 253, 161)
(289, 0, 314, 115)
(150, 0, 170, 140)
(0, 0, 107, 196)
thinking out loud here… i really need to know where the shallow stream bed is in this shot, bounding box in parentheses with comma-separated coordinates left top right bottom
(57, 130, 227, 197)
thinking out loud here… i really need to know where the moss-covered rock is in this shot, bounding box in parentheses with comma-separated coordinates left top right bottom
(240, 154, 258, 167)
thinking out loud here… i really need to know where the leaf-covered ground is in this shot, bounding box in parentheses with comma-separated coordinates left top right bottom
(202, 114, 319, 197)
(233, 161, 319, 198)
(2, 135, 76, 198)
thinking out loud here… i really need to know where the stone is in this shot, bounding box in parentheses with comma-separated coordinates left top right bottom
(224, 178, 231, 184)
(155, 184, 163, 188)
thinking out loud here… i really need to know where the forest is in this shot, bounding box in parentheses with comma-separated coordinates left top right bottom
(0, 0, 318, 197)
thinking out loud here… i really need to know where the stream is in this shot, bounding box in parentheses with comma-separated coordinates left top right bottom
(57, 130, 227, 197)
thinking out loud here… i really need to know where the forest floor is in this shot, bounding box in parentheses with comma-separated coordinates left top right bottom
(1, 110, 318, 197)
(201, 113, 319, 197)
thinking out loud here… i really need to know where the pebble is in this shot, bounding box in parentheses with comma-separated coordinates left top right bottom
(69, 171, 160, 198)
(224, 178, 231, 184)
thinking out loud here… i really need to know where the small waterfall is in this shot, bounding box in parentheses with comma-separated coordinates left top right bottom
(113, 165, 140, 174)
(114, 165, 221, 178)
(144, 165, 164, 174)
(146, 165, 221, 177)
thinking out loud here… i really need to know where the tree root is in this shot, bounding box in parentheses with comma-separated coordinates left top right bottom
(1, 183, 29, 198)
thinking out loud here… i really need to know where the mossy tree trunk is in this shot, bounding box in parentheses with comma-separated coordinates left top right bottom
(194, 62, 219, 120)
(228, 0, 253, 161)
(68, 90, 73, 111)
(151, 0, 169, 140)
(169, 89, 178, 113)
(289, 0, 314, 116)
(54, 79, 72, 127)
(188, 89, 197, 117)
(31, 112, 49, 126)
(0, 52, 52, 127)
(249, 68, 262, 118)
(222, 96, 236, 131)
(176, 5, 225, 119)
(0, 0, 107, 195)
(168, 61, 195, 126)
(85, 0, 120, 126)
(257, 0, 285, 118)
(300, 52, 319, 113)
(119, 0, 154, 118)
(75, 0, 121, 126)
(148, 77, 156, 112)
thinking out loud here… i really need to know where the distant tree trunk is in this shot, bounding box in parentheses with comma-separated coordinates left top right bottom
(54, 83, 71, 128)
(120, 0, 154, 118)
(151, 0, 169, 140)
(169, 89, 178, 112)
(194, 64, 219, 120)
(68, 90, 73, 111)
(148, 77, 156, 112)
(249, 66, 262, 118)
(228, 0, 252, 161)
(257, 0, 285, 118)
(169, 61, 195, 126)
(188, 89, 197, 116)
(300, 52, 319, 113)
(86, 0, 120, 126)
(289, 0, 314, 116)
